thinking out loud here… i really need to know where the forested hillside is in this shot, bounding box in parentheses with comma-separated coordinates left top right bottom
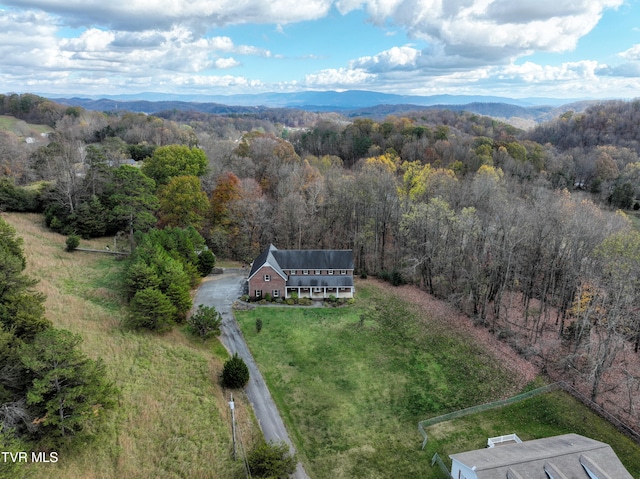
(2, 92, 640, 440)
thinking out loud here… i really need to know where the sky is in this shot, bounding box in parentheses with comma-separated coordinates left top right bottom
(1, 0, 640, 100)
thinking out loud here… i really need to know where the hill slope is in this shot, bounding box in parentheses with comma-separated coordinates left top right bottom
(3, 213, 256, 479)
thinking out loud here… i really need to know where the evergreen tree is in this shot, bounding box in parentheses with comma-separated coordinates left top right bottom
(221, 353, 249, 389)
(197, 249, 216, 276)
(0, 218, 50, 341)
(18, 328, 116, 441)
(127, 288, 177, 332)
(188, 305, 222, 340)
(103, 165, 159, 250)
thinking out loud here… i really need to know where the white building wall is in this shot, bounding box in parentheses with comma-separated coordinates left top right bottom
(450, 459, 478, 479)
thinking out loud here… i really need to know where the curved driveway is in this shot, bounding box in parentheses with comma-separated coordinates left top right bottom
(193, 270, 310, 479)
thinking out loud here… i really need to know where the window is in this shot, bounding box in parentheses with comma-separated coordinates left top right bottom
(341, 270, 347, 275)
(303, 270, 309, 275)
(255, 290, 262, 298)
(264, 274, 271, 282)
(328, 270, 334, 275)
(290, 270, 296, 275)
(272, 290, 280, 298)
(313, 287, 322, 292)
(315, 270, 321, 275)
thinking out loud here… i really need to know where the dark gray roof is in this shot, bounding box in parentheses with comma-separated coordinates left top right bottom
(273, 249, 354, 270)
(450, 434, 633, 479)
(286, 275, 354, 288)
(249, 244, 286, 280)
(249, 245, 354, 279)
(249, 244, 274, 278)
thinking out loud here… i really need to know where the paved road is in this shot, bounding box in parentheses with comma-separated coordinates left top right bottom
(193, 270, 310, 479)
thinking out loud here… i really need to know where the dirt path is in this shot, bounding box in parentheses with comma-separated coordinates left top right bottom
(194, 270, 310, 479)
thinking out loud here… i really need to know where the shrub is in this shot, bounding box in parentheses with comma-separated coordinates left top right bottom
(197, 249, 216, 276)
(65, 234, 80, 252)
(48, 215, 64, 233)
(188, 304, 222, 340)
(264, 293, 272, 302)
(256, 318, 263, 333)
(221, 353, 250, 388)
(298, 297, 313, 306)
(247, 441, 296, 478)
(378, 269, 405, 286)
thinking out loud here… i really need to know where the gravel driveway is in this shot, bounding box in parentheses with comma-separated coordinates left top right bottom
(193, 269, 310, 479)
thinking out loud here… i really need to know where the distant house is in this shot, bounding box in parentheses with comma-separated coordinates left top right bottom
(247, 244, 354, 300)
(449, 433, 633, 479)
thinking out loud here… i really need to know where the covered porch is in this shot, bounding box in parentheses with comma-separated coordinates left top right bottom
(286, 275, 354, 299)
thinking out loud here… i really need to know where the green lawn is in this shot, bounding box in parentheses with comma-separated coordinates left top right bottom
(236, 282, 640, 478)
(236, 283, 525, 479)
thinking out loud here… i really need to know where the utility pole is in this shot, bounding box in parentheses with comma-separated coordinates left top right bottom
(229, 393, 237, 461)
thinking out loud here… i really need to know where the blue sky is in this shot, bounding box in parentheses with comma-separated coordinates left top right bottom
(1, 0, 639, 100)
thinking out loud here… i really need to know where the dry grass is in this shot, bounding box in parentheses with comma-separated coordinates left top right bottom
(3, 213, 258, 479)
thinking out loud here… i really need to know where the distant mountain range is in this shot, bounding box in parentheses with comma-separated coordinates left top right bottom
(47, 90, 600, 126)
(48, 89, 579, 108)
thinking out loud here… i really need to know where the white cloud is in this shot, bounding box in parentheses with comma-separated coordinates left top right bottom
(60, 28, 115, 52)
(341, 0, 623, 66)
(304, 67, 375, 87)
(501, 60, 601, 83)
(353, 45, 419, 71)
(620, 44, 640, 61)
(0, 0, 636, 98)
(1, 0, 335, 30)
(214, 57, 240, 69)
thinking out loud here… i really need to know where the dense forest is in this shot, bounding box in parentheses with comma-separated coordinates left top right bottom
(2, 92, 640, 436)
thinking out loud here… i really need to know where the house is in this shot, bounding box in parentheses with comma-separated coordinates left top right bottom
(449, 433, 633, 479)
(247, 244, 354, 300)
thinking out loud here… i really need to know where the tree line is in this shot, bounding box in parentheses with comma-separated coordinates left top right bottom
(2, 94, 640, 428)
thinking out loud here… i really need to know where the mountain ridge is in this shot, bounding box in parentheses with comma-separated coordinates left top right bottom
(46, 89, 580, 109)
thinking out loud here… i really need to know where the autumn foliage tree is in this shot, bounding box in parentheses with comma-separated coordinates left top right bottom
(141, 145, 208, 186)
(210, 171, 241, 227)
(158, 175, 209, 229)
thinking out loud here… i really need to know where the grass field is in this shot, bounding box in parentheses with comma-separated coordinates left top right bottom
(236, 286, 525, 479)
(236, 282, 640, 479)
(0, 115, 52, 137)
(3, 213, 258, 479)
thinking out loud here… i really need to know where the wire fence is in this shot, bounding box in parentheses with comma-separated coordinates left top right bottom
(557, 381, 640, 445)
(430, 453, 451, 478)
(418, 383, 560, 449)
